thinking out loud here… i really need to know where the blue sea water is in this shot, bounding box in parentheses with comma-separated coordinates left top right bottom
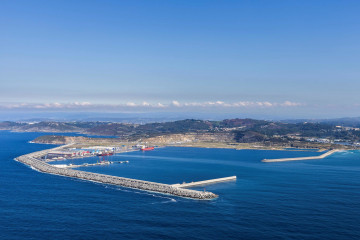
(1, 131, 360, 240)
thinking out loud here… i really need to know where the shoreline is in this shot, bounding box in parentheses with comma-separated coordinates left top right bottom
(14, 144, 218, 200)
(167, 143, 334, 152)
(14, 140, 352, 200)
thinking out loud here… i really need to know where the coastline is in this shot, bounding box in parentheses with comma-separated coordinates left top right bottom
(14, 137, 353, 201)
(166, 142, 333, 152)
(14, 144, 218, 200)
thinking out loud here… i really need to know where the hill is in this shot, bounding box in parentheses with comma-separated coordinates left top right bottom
(2, 118, 360, 148)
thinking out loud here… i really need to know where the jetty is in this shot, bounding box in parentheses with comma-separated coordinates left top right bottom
(53, 161, 129, 169)
(262, 149, 340, 163)
(172, 176, 237, 188)
(15, 145, 218, 200)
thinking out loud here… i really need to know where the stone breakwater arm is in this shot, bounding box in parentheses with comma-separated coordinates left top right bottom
(262, 149, 340, 163)
(14, 147, 218, 200)
(172, 176, 237, 188)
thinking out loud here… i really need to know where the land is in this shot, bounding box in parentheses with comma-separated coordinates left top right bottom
(2, 118, 360, 150)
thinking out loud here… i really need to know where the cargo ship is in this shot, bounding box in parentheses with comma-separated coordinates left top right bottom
(140, 146, 154, 151)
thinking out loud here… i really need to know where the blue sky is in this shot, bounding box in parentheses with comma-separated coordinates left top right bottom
(1, 0, 360, 118)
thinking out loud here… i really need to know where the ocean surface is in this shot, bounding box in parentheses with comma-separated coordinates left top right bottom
(1, 131, 360, 240)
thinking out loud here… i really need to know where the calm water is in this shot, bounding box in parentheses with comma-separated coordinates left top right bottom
(1, 131, 360, 240)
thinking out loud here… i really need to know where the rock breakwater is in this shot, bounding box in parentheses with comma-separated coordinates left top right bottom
(262, 149, 340, 162)
(15, 145, 218, 200)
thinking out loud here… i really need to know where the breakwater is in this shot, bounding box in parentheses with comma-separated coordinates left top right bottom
(173, 176, 237, 188)
(262, 149, 340, 163)
(15, 145, 218, 200)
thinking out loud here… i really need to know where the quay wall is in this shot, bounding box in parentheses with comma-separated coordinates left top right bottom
(173, 176, 237, 188)
(15, 147, 218, 200)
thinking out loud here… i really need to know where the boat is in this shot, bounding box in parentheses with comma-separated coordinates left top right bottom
(140, 146, 154, 151)
(96, 152, 114, 156)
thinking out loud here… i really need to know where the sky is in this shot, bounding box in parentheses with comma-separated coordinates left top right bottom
(1, 0, 360, 119)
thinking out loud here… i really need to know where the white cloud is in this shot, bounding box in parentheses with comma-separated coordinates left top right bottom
(0, 100, 304, 111)
(126, 102, 137, 107)
(156, 103, 166, 108)
(142, 101, 150, 106)
(172, 100, 181, 107)
(280, 101, 303, 107)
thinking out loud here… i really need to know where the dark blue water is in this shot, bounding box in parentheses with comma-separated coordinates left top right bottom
(1, 131, 360, 240)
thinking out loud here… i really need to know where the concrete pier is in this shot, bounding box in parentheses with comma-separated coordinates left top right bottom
(53, 160, 129, 168)
(262, 149, 340, 163)
(172, 176, 237, 188)
(15, 145, 218, 200)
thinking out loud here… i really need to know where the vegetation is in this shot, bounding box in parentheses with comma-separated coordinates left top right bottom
(1, 118, 360, 147)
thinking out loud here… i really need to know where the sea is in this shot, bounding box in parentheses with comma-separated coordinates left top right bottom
(1, 131, 360, 240)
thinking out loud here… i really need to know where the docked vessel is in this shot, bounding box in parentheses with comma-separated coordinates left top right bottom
(140, 146, 154, 151)
(96, 152, 114, 156)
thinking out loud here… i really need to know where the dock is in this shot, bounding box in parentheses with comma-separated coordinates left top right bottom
(262, 149, 340, 163)
(53, 161, 129, 168)
(172, 176, 237, 188)
(14, 145, 218, 200)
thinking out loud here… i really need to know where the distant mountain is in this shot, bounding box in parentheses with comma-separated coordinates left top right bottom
(0, 118, 265, 139)
(281, 117, 360, 127)
(0, 111, 245, 123)
(2, 118, 360, 146)
(318, 117, 360, 127)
